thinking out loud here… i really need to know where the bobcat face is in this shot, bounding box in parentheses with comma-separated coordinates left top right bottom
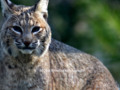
(6, 13, 48, 55)
(0, 0, 51, 57)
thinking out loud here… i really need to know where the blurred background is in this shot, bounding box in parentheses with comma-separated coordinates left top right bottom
(0, 0, 120, 85)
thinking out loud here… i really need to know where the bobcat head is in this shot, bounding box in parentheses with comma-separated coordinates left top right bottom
(0, 0, 51, 57)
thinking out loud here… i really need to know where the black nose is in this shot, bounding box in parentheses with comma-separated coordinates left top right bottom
(23, 41, 31, 47)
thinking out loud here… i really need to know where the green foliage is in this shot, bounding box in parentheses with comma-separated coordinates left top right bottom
(2, 0, 120, 84)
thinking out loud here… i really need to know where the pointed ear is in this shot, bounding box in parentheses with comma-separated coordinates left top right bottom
(34, 0, 49, 19)
(1, 0, 14, 18)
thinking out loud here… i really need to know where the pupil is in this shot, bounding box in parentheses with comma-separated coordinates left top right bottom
(13, 26, 22, 33)
(32, 27, 40, 33)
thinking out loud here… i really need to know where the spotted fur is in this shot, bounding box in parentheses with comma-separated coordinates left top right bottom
(0, 0, 119, 90)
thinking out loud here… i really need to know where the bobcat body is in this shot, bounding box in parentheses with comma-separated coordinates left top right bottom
(0, 0, 118, 90)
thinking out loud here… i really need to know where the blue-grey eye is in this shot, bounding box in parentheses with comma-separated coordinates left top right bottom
(11, 26, 22, 34)
(32, 26, 42, 35)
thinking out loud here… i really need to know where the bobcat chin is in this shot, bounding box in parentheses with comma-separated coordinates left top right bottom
(0, 0, 119, 90)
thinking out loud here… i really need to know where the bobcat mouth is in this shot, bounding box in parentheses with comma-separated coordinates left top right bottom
(15, 40, 40, 54)
(15, 41, 39, 50)
(19, 49, 33, 54)
(17, 46, 36, 50)
(17, 47, 36, 54)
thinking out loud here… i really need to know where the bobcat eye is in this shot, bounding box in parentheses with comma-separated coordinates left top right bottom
(11, 26, 22, 35)
(32, 26, 43, 35)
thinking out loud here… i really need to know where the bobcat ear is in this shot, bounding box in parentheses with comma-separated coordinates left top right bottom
(34, 0, 49, 19)
(0, 0, 14, 17)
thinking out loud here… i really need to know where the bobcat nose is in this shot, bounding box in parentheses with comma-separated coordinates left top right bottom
(23, 41, 31, 47)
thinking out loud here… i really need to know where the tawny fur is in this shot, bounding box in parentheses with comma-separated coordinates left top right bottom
(0, 0, 118, 90)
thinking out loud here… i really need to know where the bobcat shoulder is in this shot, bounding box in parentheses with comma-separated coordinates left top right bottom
(0, 0, 118, 90)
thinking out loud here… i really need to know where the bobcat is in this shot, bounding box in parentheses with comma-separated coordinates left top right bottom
(0, 0, 118, 90)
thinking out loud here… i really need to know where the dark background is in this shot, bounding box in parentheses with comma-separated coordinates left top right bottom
(0, 0, 120, 85)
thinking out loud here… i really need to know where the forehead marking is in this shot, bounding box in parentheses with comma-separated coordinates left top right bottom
(27, 12, 32, 18)
(29, 19, 34, 26)
(18, 12, 46, 27)
(20, 19, 26, 26)
(19, 13, 29, 26)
